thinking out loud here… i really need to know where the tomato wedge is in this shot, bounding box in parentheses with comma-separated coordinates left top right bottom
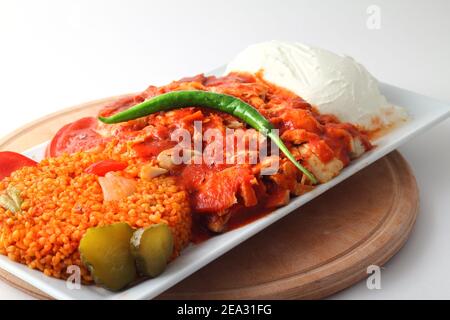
(46, 123, 71, 158)
(85, 160, 128, 177)
(46, 117, 104, 158)
(0, 152, 38, 180)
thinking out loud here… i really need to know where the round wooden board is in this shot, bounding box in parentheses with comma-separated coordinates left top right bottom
(0, 96, 419, 300)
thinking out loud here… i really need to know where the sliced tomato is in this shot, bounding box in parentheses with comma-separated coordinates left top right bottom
(46, 117, 104, 157)
(85, 160, 128, 177)
(46, 123, 71, 158)
(0, 152, 38, 180)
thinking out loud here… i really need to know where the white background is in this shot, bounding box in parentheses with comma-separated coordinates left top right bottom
(0, 0, 449, 299)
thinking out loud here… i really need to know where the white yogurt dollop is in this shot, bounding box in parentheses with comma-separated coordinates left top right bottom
(226, 41, 407, 131)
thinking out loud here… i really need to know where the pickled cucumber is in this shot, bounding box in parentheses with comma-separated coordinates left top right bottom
(79, 223, 137, 291)
(130, 224, 174, 278)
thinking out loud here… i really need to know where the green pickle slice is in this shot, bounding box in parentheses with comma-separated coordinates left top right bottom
(79, 222, 137, 291)
(130, 223, 174, 278)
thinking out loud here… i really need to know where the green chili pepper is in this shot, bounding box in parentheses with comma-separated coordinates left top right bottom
(99, 90, 317, 184)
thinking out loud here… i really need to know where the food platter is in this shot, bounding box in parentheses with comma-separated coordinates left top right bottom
(0, 79, 448, 299)
(0, 148, 418, 299)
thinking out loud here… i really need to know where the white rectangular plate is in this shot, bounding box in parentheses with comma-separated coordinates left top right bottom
(0, 72, 449, 299)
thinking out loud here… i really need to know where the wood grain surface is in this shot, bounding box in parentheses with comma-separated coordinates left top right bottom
(0, 96, 419, 300)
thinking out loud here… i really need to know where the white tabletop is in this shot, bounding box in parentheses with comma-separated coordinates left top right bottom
(0, 0, 449, 300)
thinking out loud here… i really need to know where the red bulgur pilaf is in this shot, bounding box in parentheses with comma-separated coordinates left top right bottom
(0, 141, 191, 282)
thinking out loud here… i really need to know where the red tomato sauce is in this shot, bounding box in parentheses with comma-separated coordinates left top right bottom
(48, 72, 373, 234)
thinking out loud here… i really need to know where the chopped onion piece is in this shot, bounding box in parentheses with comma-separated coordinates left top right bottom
(139, 165, 168, 181)
(98, 172, 137, 202)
